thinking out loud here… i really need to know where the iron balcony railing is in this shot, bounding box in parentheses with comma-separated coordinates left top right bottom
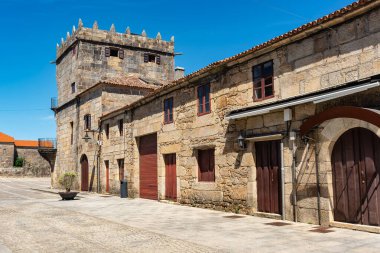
(51, 97, 58, 111)
(38, 138, 57, 149)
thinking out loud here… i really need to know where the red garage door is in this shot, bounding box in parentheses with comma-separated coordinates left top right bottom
(139, 134, 158, 200)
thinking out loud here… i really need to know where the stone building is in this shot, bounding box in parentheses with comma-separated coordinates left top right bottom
(53, 0, 380, 231)
(0, 132, 50, 175)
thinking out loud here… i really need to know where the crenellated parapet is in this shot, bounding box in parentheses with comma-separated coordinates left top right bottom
(56, 19, 175, 60)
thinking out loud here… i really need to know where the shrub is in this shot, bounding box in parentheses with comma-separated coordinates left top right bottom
(14, 157, 24, 167)
(58, 172, 76, 192)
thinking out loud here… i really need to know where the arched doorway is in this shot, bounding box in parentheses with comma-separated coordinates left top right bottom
(332, 127, 380, 226)
(80, 154, 89, 191)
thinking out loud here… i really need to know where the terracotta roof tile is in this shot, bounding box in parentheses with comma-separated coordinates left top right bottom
(14, 140, 39, 147)
(99, 75, 161, 90)
(0, 132, 14, 143)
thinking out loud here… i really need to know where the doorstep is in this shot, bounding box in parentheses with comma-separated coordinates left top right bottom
(253, 211, 282, 220)
(330, 221, 380, 234)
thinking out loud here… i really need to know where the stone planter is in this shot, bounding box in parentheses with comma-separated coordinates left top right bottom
(58, 191, 78, 200)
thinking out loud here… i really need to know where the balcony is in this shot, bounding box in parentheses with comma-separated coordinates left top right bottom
(38, 138, 57, 149)
(51, 97, 58, 111)
(38, 138, 57, 172)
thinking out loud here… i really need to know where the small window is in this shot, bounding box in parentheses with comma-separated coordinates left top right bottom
(84, 114, 91, 130)
(253, 60, 274, 100)
(110, 48, 118, 57)
(198, 149, 215, 182)
(105, 123, 110, 139)
(164, 97, 173, 124)
(117, 159, 124, 181)
(144, 53, 160, 65)
(70, 122, 74, 145)
(197, 84, 211, 116)
(118, 119, 123, 136)
(71, 82, 76, 94)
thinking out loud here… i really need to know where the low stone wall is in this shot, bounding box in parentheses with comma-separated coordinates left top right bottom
(0, 166, 50, 177)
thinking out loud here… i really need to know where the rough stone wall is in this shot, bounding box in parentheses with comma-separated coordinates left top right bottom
(14, 147, 51, 176)
(102, 87, 148, 114)
(0, 143, 14, 168)
(52, 102, 78, 187)
(56, 26, 174, 106)
(98, 7, 380, 224)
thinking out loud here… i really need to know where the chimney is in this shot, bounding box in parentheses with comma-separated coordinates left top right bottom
(174, 67, 185, 80)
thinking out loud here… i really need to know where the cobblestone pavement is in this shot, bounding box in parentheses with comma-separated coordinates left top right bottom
(0, 177, 380, 253)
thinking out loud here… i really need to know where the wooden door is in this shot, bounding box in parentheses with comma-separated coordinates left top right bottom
(105, 160, 110, 193)
(255, 140, 281, 214)
(80, 155, 89, 191)
(164, 154, 177, 200)
(139, 134, 158, 200)
(332, 127, 380, 226)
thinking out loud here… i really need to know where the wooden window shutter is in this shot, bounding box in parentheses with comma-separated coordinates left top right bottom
(144, 53, 149, 63)
(156, 55, 161, 65)
(105, 47, 110, 57)
(118, 49, 124, 59)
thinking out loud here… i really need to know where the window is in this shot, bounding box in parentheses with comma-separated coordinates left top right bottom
(143, 53, 161, 65)
(117, 159, 124, 181)
(197, 84, 211, 115)
(110, 48, 118, 57)
(70, 122, 74, 145)
(198, 149, 215, 182)
(118, 119, 123, 136)
(164, 97, 173, 124)
(84, 114, 91, 130)
(105, 47, 124, 59)
(71, 82, 76, 94)
(105, 123, 110, 139)
(253, 61, 274, 100)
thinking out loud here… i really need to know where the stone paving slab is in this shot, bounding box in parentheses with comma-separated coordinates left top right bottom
(1, 177, 380, 252)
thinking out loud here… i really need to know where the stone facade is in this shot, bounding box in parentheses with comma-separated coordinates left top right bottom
(0, 143, 14, 168)
(53, 1, 380, 228)
(53, 22, 176, 188)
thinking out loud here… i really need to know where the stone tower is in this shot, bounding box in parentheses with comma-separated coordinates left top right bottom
(55, 19, 175, 105)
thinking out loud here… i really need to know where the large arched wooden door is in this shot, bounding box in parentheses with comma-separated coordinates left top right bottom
(80, 154, 89, 191)
(332, 127, 380, 226)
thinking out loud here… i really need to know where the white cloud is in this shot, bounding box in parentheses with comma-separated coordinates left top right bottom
(41, 115, 55, 121)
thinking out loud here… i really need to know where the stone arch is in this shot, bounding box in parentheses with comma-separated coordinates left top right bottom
(316, 118, 380, 225)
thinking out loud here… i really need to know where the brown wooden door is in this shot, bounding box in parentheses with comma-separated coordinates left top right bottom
(255, 140, 281, 214)
(139, 134, 158, 200)
(332, 127, 380, 226)
(105, 160, 110, 193)
(80, 155, 89, 191)
(164, 154, 177, 200)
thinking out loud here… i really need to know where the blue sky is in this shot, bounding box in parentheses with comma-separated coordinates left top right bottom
(0, 0, 355, 140)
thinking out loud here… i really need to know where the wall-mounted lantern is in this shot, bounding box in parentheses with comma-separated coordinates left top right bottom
(238, 132, 246, 150)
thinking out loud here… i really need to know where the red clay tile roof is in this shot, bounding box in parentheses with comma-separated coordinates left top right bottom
(101, 0, 378, 120)
(14, 140, 39, 148)
(0, 132, 14, 143)
(99, 75, 161, 90)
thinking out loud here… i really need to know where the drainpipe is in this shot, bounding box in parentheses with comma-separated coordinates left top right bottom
(315, 133, 322, 225)
(281, 140, 285, 220)
(292, 140, 298, 222)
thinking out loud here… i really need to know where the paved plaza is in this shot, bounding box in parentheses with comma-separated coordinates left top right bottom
(0, 177, 379, 252)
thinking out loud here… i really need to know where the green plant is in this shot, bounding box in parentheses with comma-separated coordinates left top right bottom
(14, 157, 24, 167)
(58, 172, 76, 192)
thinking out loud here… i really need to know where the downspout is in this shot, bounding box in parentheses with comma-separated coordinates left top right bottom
(292, 140, 297, 222)
(281, 140, 285, 220)
(75, 97, 80, 176)
(315, 133, 321, 225)
(97, 121, 101, 193)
